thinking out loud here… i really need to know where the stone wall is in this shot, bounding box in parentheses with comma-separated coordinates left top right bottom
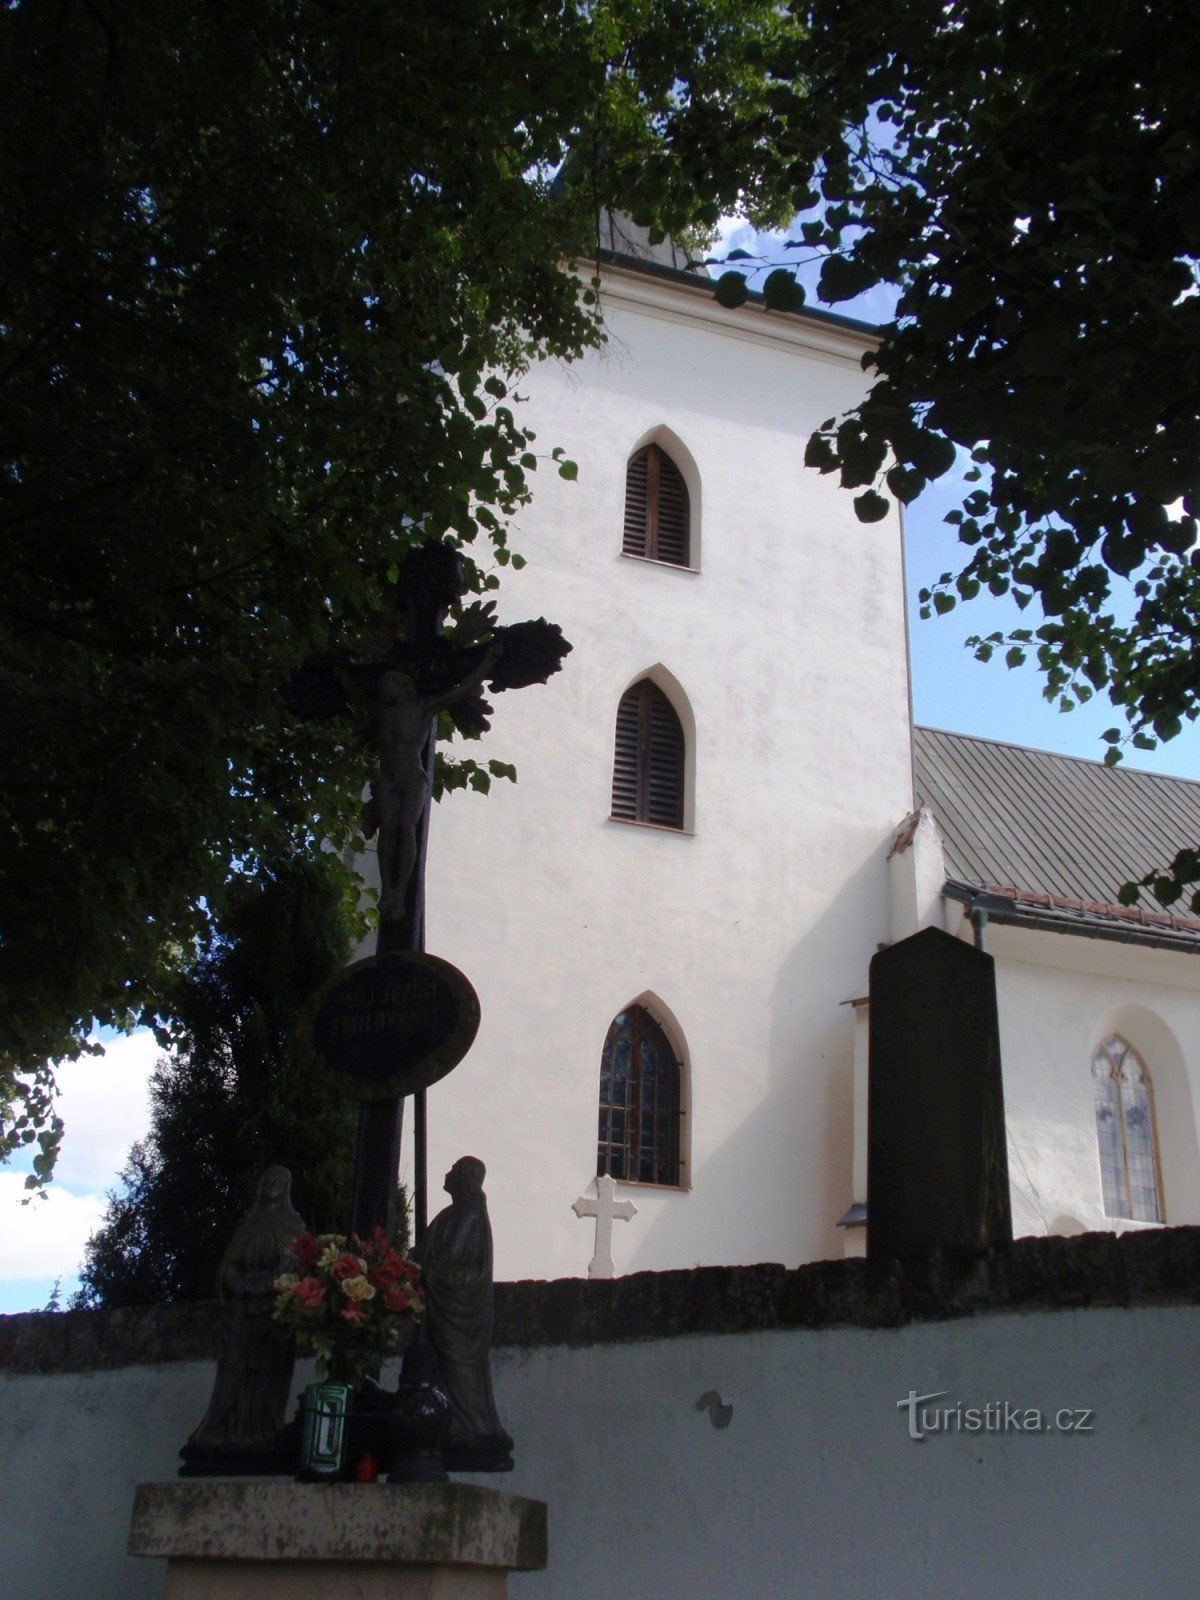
(8, 1227, 1197, 1375)
(4, 1233, 1199, 1599)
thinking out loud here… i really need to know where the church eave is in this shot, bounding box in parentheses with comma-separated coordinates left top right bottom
(943, 879, 1200, 955)
(591, 246, 882, 342)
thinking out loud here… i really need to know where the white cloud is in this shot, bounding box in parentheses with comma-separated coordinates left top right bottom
(0, 1172, 107, 1283)
(0, 1031, 159, 1299)
(714, 215, 760, 256)
(50, 1030, 159, 1191)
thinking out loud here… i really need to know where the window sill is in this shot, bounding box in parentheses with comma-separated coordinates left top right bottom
(608, 1177, 690, 1194)
(620, 552, 700, 575)
(607, 815, 695, 837)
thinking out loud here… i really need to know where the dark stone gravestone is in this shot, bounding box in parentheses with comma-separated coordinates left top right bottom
(867, 925, 1012, 1266)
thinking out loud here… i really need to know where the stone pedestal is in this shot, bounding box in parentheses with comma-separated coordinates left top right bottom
(129, 1481, 547, 1599)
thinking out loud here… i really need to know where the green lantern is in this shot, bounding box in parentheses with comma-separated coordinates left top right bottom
(298, 1381, 354, 1480)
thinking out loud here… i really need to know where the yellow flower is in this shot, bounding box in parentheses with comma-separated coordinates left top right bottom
(275, 1273, 299, 1294)
(340, 1275, 377, 1302)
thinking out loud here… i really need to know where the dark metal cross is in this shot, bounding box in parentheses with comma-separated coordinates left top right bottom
(288, 541, 570, 1243)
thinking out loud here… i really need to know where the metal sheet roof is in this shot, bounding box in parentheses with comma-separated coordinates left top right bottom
(912, 726, 1200, 947)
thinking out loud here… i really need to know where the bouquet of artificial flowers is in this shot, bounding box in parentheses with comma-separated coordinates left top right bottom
(273, 1227, 423, 1388)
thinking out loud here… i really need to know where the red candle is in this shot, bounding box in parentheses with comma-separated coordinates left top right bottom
(354, 1451, 379, 1484)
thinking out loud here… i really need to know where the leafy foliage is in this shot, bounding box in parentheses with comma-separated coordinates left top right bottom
(0, 0, 799, 1167)
(717, 0, 1200, 904)
(72, 855, 364, 1308)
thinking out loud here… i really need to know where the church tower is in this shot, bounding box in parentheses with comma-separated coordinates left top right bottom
(366, 243, 914, 1279)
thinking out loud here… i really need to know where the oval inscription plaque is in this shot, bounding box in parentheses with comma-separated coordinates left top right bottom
(301, 951, 480, 1102)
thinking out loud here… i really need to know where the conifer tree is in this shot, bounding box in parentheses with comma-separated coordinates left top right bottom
(73, 854, 366, 1307)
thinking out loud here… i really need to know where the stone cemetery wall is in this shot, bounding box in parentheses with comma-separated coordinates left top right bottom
(3, 1231, 1200, 1600)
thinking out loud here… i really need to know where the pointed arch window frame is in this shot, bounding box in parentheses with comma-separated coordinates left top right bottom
(610, 677, 688, 831)
(622, 441, 695, 569)
(596, 1002, 686, 1189)
(1091, 1034, 1164, 1223)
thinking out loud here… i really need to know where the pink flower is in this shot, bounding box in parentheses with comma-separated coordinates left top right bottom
(340, 1302, 366, 1326)
(329, 1252, 366, 1285)
(292, 1277, 326, 1311)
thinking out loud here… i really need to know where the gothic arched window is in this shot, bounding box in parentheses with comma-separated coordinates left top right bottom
(1092, 1035, 1163, 1222)
(597, 1005, 682, 1185)
(623, 443, 691, 566)
(610, 679, 685, 829)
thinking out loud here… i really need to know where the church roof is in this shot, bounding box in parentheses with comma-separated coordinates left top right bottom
(912, 725, 1200, 951)
(582, 206, 880, 341)
(596, 240, 880, 341)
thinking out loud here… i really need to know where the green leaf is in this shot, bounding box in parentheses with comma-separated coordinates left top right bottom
(713, 271, 750, 309)
(804, 432, 838, 471)
(762, 268, 804, 312)
(853, 489, 890, 523)
(817, 253, 879, 303)
(886, 463, 925, 504)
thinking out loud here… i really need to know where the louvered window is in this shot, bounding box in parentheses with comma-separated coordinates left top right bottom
(611, 680, 685, 829)
(597, 1005, 682, 1185)
(623, 444, 691, 566)
(1092, 1035, 1163, 1222)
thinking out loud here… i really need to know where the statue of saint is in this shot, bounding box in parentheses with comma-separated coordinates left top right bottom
(180, 1165, 303, 1474)
(414, 1155, 513, 1471)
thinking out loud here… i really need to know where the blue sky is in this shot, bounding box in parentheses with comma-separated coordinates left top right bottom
(4, 232, 1197, 1315)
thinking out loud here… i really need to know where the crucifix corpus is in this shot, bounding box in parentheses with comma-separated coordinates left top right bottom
(573, 1175, 638, 1279)
(292, 541, 570, 1241)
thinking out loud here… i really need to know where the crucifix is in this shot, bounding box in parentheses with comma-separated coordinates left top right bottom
(572, 1175, 638, 1278)
(289, 541, 570, 1242)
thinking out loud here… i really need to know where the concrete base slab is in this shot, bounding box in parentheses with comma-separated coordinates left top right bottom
(130, 1481, 547, 1600)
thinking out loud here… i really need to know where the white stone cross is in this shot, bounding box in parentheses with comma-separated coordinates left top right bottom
(572, 1175, 638, 1279)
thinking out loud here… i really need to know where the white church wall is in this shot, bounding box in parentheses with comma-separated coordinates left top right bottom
(986, 927, 1200, 1237)
(4, 1301, 1198, 1600)
(362, 266, 913, 1280)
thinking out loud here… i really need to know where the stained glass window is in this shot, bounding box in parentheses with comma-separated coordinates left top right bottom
(1091, 1036, 1163, 1222)
(597, 1005, 682, 1186)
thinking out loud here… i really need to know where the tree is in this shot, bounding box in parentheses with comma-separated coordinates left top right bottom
(1, 0, 799, 1170)
(709, 2, 1200, 900)
(73, 854, 368, 1308)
